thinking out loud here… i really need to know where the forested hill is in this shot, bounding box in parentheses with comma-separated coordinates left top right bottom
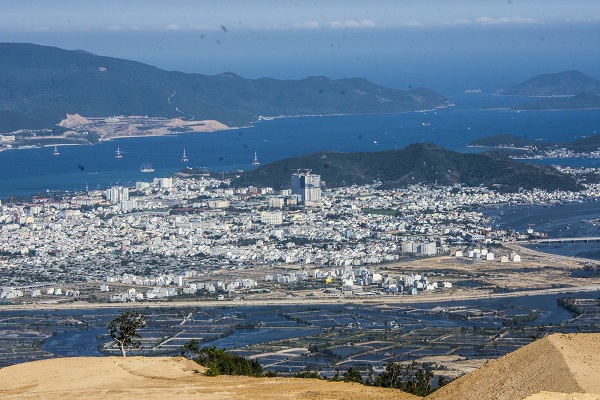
(0, 42, 452, 132)
(495, 70, 600, 111)
(230, 143, 581, 192)
(496, 70, 600, 96)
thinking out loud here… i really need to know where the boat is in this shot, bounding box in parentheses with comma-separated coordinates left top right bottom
(115, 147, 123, 159)
(140, 162, 154, 172)
(181, 148, 189, 162)
(52, 146, 59, 156)
(252, 150, 260, 166)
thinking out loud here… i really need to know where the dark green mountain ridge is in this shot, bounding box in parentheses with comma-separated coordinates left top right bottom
(230, 143, 581, 192)
(0, 42, 452, 132)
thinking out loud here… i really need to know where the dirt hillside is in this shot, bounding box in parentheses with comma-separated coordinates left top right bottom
(2, 333, 599, 400)
(523, 392, 600, 400)
(426, 333, 600, 400)
(0, 356, 419, 400)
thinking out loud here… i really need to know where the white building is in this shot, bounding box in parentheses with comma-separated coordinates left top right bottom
(268, 197, 285, 208)
(105, 186, 129, 203)
(291, 170, 321, 204)
(260, 211, 283, 225)
(136, 181, 150, 190)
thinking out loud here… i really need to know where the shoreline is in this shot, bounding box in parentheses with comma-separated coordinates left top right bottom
(3, 284, 600, 312)
(1, 118, 237, 153)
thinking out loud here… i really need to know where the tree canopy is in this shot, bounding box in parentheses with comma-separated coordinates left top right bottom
(107, 310, 147, 357)
(182, 341, 266, 377)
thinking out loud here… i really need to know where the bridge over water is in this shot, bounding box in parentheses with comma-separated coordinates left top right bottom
(520, 237, 600, 244)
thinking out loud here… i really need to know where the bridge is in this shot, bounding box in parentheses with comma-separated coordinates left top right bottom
(520, 237, 600, 244)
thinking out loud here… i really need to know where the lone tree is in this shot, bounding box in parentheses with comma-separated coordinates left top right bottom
(107, 310, 147, 357)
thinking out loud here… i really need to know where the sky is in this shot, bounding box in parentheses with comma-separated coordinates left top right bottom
(1, 0, 599, 93)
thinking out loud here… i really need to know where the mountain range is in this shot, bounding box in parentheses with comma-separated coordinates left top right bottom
(229, 142, 581, 192)
(0, 43, 452, 132)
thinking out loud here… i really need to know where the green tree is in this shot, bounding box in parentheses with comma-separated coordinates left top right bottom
(181, 343, 265, 377)
(375, 360, 436, 396)
(342, 367, 363, 383)
(294, 370, 324, 379)
(107, 310, 147, 357)
(530, 325, 547, 341)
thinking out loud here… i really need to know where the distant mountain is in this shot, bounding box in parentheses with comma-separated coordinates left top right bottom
(230, 143, 581, 192)
(496, 70, 600, 96)
(0, 43, 452, 132)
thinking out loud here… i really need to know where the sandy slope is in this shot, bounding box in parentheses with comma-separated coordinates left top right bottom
(0, 356, 418, 400)
(2, 333, 600, 400)
(523, 392, 600, 400)
(426, 333, 600, 400)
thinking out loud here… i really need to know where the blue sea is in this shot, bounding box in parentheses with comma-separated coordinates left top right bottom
(1, 93, 600, 199)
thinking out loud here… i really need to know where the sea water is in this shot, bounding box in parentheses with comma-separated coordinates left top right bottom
(489, 202, 600, 261)
(1, 93, 600, 198)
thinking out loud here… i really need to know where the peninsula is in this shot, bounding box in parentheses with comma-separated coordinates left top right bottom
(0, 43, 452, 135)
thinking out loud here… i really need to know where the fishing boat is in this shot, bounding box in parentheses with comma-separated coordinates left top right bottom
(140, 162, 154, 172)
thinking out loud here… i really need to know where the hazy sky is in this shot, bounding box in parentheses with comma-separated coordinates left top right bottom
(1, 0, 599, 93)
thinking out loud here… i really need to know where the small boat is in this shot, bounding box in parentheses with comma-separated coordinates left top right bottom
(140, 162, 154, 172)
(252, 150, 260, 165)
(52, 146, 59, 156)
(115, 147, 123, 159)
(181, 148, 189, 162)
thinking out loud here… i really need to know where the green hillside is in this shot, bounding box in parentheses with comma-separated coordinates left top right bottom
(0, 43, 452, 132)
(497, 70, 600, 96)
(230, 143, 581, 192)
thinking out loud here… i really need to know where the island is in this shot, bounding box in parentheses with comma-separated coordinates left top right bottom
(495, 70, 600, 111)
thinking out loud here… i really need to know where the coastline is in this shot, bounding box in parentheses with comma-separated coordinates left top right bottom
(0, 118, 236, 153)
(3, 283, 599, 312)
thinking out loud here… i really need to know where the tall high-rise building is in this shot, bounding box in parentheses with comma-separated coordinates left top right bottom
(105, 186, 129, 203)
(291, 170, 321, 204)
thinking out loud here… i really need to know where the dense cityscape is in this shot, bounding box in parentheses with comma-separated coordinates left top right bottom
(2, 166, 600, 303)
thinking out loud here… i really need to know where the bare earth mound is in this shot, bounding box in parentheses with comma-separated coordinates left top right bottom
(523, 392, 600, 400)
(426, 333, 600, 400)
(0, 356, 418, 400)
(2, 333, 599, 400)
